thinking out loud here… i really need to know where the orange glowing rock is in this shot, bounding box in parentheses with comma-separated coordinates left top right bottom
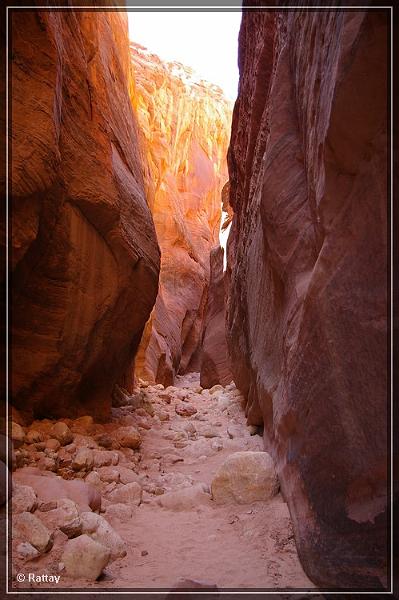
(130, 43, 232, 385)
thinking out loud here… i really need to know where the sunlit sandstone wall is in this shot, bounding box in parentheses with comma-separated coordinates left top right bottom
(11, 9, 160, 421)
(130, 43, 232, 386)
(226, 8, 388, 589)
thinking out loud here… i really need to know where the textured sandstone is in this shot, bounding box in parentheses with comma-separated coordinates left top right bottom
(43, 498, 82, 539)
(226, 8, 388, 589)
(108, 481, 142, 506)
(211, 451, 278, 505)
(10, 11, 160, 421)
(62, 534, 110, 580)
(12, 512, 54, 553)
(11, 484, 38, 514)
(114, 425, 141, 449)
(200, 246, 232, 388)
(130, 43, 231, 385)
(80, 512, 127, 560)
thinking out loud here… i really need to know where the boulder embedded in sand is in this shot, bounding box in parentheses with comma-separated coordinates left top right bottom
(80, 512, 126, 560)
(211, 451, 279, 505)
(108, 482, 142, 506)
(62, 534, 110, 580)
(45, 498, 82, 539)
(157, 483, 210, 511)
(13, 512, 54, 553)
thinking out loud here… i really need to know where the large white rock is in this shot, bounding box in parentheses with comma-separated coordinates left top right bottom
(80, 512, 126, 560)
(62, 534, 110, 580)
(211, 451, 279, 505)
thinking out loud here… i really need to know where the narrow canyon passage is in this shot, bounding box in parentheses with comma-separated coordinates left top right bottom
(6, 5, 389, 595)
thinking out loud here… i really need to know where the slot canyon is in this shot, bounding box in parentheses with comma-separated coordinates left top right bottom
(5, 4, 389, 595)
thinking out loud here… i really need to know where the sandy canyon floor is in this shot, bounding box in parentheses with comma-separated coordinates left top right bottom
(9, 374, 314, 593)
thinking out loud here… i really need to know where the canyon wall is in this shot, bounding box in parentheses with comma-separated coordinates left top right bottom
(226, 8, 388, 590)
(200, 183, 233, 389)
(130, 44, 231, 386)
(11, 10, 160, 421)
(200, 245, 232, 389)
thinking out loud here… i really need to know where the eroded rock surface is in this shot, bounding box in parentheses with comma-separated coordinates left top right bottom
(10, 10, 160, 421)
(130, 43, 232, 386)
(200, 246, 232, 388)
(226, 8, 388, 589)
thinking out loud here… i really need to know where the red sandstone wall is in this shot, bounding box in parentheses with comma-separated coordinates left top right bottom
(130, 43, 232, 385)
(11, 9, 160, 421)
(226, 8, 388, 589)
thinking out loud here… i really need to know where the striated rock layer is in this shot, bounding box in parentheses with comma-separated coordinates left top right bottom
(130, 43, 231, 386)
(11, 10, 160, 421)
(226, 8, 388, 590)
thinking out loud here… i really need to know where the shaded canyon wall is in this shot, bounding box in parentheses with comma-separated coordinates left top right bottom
(11, 10, 160, 421)
(200, 182, 234, 389)
(226, 8, 388, 589)
(130, 44, 232, 386)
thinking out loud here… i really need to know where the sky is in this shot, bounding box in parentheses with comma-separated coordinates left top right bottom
(127, 11, 242, 101)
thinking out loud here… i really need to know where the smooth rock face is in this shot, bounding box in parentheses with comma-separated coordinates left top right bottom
(62, 534, 110, 580)
(131, 43, 231, 386)
(211, 451, 278, 505)
(10, 11, 160, 421)
(13, 469, 101, 513)
(226, 9, 388, 589)
(200, 246, 232, 388)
